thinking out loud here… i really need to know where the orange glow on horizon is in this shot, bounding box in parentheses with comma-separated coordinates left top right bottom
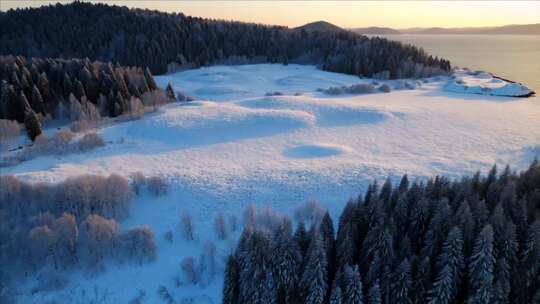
(1, 1, 539, 29)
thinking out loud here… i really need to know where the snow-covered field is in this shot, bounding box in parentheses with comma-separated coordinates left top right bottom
(6, 64, 540, 303)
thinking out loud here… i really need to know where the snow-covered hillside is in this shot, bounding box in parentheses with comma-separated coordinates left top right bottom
(6, 64, 540, 303)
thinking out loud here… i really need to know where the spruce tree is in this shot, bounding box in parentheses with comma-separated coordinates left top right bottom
(393, 258, 412, 304)
(223, 255, 240, 304)
(520, 220, 540, 303)
(320, 211, 335, 276)
(343, 265, 364, 304)
(37, 72, 50, 102)
(412, 256, 431, 304)
(237, 229, 275, 304)
(295, 221, 309, 258)
(24, 108, 42, 141)
(330, 284, 343, 304)
(74, 79, 86, 100)
(467, 225, 494, 304)
(368, 280, 382, 304)
(492, 222, 517, 304)
(144, 67, 158, 91)
(166, 83, 176, 100)
(300, 235, 328, 304)
(31, 85, 44, 114)
(427, 227, 464, 304)
(272, 218, 301, 303)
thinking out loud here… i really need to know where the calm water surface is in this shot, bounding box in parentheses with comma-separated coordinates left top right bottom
(381, 34, 540, 91)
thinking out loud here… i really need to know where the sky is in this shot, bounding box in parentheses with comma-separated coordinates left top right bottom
(1, 1, 539, 29)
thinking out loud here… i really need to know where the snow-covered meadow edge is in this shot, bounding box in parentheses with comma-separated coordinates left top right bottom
(2, 64, 539, 303)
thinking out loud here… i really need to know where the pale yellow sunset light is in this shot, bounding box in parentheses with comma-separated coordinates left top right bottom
(1, 0, 539, 28)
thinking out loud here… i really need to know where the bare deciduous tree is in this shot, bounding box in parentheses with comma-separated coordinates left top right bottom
(214, 212, 227, 240)
(181, 211, 195, 241)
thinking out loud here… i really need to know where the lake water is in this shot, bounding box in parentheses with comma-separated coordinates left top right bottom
(380, 34, 540, 91)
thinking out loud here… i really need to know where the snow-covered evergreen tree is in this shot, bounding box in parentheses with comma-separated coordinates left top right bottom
(223, 255, 240, 304)
(467, 225, 494, 304)
(272, 218, 301, 303)
(393, 258, 412, 304)
(368, 280, 382, 304)
(427, 227, 464, 304)
(237, 229, 275, 304)
(343, 264, 364, 304)
(330, 284, 343, 304)
(300, 234, 328, 304)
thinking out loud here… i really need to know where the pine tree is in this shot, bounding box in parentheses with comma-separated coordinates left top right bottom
(343, 264, 364, 304)
(237, 229, 275, 304)
(31, 85, 44, 114)
(165, 83, 176, 100)
(320, 211, 335, 277)
(223, 255, 240, 304)
(300, 235, 328, 304)
(62, 72, 73, 96)
(399, 174, 409, 192)
(393, 258, 412, 304)
(368, 280, 382, 304)
(467, 225, 494, 304)
(427, 227, 464, 304)
(422, 200, 451, 261)
(272, 218, 301, 303)
(520, 220, 540, 303)
(144, 67, 158, 91)
(24, 107, 42, 141)
(492, 222, 517, 304)
(295, 221, 309, 258)
(37, 72, 50, 102)
(379, 177, 392, 203)
(454, 200, 475, 254)
(412, 256, 431, 304)
(330, 284, 343, 304)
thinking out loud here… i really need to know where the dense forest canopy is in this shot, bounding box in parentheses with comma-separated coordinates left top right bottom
(0, 55, 171, 132)
(0, 1, 450, 78)
(225, 160, 540, 304)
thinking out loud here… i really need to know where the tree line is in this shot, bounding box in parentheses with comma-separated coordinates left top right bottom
(0, 2, 451, 78)
(224, 160, 540, 304)
(0, 55, 174, 141)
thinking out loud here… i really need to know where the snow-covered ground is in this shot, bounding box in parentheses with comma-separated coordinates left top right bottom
(6, 64, 540, 303)
(445, 69, 534, 97)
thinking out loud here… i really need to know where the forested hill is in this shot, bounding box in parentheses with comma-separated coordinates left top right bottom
(0, 2, 450, 78)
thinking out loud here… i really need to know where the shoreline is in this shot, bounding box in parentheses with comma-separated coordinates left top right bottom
(492, 75, 536, 97)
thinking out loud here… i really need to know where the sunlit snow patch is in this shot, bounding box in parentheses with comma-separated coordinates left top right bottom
(445, 69, 534, 97)
(127, 102, 315, 146)
(237, 97, 391, 127)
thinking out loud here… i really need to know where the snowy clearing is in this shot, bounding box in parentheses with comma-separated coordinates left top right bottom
(5, 64, 540, 303)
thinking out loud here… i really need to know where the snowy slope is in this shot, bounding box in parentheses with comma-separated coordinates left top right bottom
(6, 64, 540, 303)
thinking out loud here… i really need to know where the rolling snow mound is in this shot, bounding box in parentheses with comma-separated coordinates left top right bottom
(127, 102, 315, 146)
(237, 97, 391, 127)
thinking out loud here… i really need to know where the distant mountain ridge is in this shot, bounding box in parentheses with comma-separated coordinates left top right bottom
(352, 27, 401, 35)
(352, 23, 540, 35)
(294, 21, 347, 33)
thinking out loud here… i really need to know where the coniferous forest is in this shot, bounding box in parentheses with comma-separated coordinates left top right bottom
(224, 161, 540, 304)
(0, 55, 168, 127)
(0, 2, 450, 77)
(0, 2, 451, 142)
